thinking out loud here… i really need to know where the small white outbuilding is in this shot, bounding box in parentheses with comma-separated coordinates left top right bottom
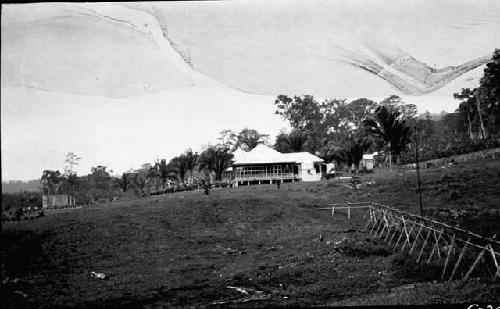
(360, 154, 374, 171)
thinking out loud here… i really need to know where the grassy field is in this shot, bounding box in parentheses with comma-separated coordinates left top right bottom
(2, 159, 500, 308)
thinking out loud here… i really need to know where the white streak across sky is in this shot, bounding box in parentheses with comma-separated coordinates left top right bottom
(2, 1, 499, 98)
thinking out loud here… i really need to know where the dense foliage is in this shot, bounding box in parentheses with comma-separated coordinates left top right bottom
(269, 50, 500, 170)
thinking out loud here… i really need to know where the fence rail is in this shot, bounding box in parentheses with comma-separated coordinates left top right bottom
(400, 147, 500, 169)
(317, 201, 500, 283)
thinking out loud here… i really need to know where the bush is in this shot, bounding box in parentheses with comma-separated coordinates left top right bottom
(2, 192, 42, 213)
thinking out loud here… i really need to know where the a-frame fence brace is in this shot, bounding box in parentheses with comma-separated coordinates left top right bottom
(315, 201, 500, 283)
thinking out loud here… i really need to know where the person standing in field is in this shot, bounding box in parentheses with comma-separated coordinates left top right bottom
(203, 174, 211, 195)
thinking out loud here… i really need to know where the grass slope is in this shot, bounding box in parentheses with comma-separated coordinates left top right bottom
(2, 159, 500, 308)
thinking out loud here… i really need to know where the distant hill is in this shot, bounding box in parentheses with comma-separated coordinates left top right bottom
(2, 180, 42, 193)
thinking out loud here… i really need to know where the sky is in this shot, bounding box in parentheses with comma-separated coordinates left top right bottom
(2, 1, 500, 180)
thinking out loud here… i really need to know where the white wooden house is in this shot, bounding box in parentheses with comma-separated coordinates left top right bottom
(230, 145, 324, 186)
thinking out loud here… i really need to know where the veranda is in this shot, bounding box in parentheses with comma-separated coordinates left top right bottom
(234, 163, 299, 185)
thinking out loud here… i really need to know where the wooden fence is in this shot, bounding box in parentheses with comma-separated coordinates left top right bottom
(401, 147, 500, 169)
(42, 194, 76, 209)
(317, 201, 500, 283)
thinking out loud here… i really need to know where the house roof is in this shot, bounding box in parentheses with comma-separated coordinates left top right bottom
(232, 144, 323, 165)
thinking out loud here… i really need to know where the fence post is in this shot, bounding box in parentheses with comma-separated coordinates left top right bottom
(394, 217, 406, 251)
(374, 217, 384, 237)
(370, 217, 379, 235)
(417, 229, 432, 263)
(486, 245, 499, 282)
(388, 221, 399, 245)
(449, 240, 469, 282)
(441, 235, 456, 280)
(401, 220, 416, 251)
(377, 210, 386, 238)
(384, 223, 393, 241)
(383, 211, 393, 239)
(362, 208, 369, 220)
(427, 229, 444, 264)
(347, 203, 351, 219)
(462, 247, 486, 282)
(409, 224, 423, 255)
(494, 265, 500, 282)
(364, 214, 372, 231)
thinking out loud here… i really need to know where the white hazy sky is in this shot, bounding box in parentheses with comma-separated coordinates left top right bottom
(2, 1, 500, 180)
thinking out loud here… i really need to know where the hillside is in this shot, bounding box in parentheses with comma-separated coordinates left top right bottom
(2, 159, 500, 307)
(2, 180, 42, 194)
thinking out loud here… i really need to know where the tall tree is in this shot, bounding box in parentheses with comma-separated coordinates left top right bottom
(236, 128, 269, 151)
(364, 106, 412, 163)
(274, 130, 309, 153)
(132, 172, 147, 195)
(198, 146, 234, 181)
(63, 152, 81, 176)
(275, 95, 321, 131)
(454, 88, 478, 139)
(184, 150, 199, 179)
(344, 98, 378, 129)
(478, 49, 500, 135)
(169, 155, 189, 184)
(218, 129, 239, 151)
(379, 95, 417, 120)
(121, 173, 131, 192)
(148, 159, 176, 190)
(339, 135, 372, 172)
(479, 49, 500, 108)
(41, 170, 63, 195)
(275, 95, 379, 153)
(89, 166, 112, 193)
(473, 88, 487, 139)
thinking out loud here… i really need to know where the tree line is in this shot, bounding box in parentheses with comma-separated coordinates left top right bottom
(10, 49, 499, 206)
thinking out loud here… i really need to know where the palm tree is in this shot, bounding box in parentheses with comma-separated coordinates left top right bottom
(320, 142, 345, 169)
(169, 155, 189, 184)
(330, 136, 371, 172)
(274, 130, 309, 153)
(389, 120, 412, 159)
(198, 145, 234, 181)
(364, 106, 412, 165)
(184, 149, 199, 183)
(121, 173, 131, 192)
(345, 137, 372, 172)
(148, 159, 176, 191)
(132, 172, 146, 196)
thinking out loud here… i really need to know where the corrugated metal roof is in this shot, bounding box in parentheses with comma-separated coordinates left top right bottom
(232, 145, 323, 165)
